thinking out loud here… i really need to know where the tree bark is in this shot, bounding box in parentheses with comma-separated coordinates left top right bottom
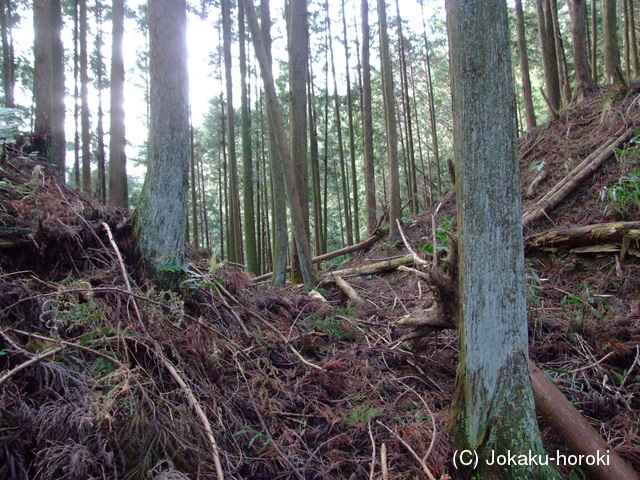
(603, 0, 621, 83)
(550, 0, 572, 105)
(260, 0, 288, 285)
(446, 0, 560, 477)
(0, 0, 14, 108)
(80, 0, 91, 193)
(50, 0, 65, 178)
(569, 0, 596, 101)
(222, 0, 243, 265)
(361, 0, 377, 236)
(536, 0, 561, 115)
(239, 0, 258, 274)
(377, 0, 401, 240)
(108, 0, 128, 207)
(526, 221, 640, 251)
(133, 0, 190, 290)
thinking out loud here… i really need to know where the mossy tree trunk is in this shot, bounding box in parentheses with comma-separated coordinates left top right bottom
(134, 0, 189, 290)
(446, 1, 560, 478)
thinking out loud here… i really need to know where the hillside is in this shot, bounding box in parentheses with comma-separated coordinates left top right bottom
(1, 82, 640, 479)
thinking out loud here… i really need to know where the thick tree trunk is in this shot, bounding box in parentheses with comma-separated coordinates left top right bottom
(108, 0, 128, 208)
(133, 0, 190, 290)
(361, 0, 377, 236)
(446, 0, 560, 477)
(377, 0, 401, 240)
(569, 0, 596, 101)
(550, 0, 572, 105)
(603, 0, 621, 83)
(627, 0, 638, 77)
(515, 0, 537, 131)
(536, 0, 561, 115)
(288, 0, 309, 282)
(95, 5, 106, 202)
(591, 0, 598, 82)
(33, 0, 52, 159)
(245, 0, 316, 286)
(50, 0, 65, 178)
(526, 221, 640, 251)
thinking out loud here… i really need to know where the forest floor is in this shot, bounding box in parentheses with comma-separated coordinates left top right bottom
(1, 82, 640, 480)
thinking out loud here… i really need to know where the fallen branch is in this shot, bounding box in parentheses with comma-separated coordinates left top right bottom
(522, 127, 635, 226)
(0, 346, 65, 388)
(333, 276, 364, 304)
(526, 221, 640, 252)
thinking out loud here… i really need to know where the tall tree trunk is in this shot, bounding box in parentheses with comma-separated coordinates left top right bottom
(1, 0, 14, 107)
(134, 0, 190, 289)
(50, 0, 65, 178)
(288, 0, 309, 281)
(327, 1, 353, 247)
(260, 0, 288, 285)
(95, 3, 106, 203)
(80, 0, 91, 193)
(602, 0, 621, 83)
(569, 0, 596, 100)
(590, 0, 598, 82)
(395, 0, 419, 214)
(245, 0, 316, 286)
(628, 0, 638, 77)
(239, 0, 258, 274)
(308, 59, 323, 255)
(108, 0, 128, 207)
(550, 0, 572, 105)
(361, 0, 377, 236)
(197, 148, 210, 249)
(341, 0, 360, 243)
(515, 0, 537, 130)
(377, 0, 401, 240)
(536, 0, 561, 114)
(420, 0, 442, 197)
(446, 1, 562, 477)
(33, 0, 52, 160)
(222, 0, 243, 265)
(73, 0, 80, 187)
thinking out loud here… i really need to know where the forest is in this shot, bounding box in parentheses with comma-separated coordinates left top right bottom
(1, 0, 640, 479)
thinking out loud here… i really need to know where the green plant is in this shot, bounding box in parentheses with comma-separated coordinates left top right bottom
(234, 426, 270, 450)
(345, 404, 382, 426)
(0, 107, 28, 155)
(560, 282, 611, 329)
(525, 268, 546, 307)
(308, 314, 345, 339)
(419, 215, 453, 257)
(599, 168, 640, 218)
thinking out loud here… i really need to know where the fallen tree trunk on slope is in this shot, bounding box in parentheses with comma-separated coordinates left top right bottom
(526, 221, 640, 253)
(522, 126, 635, 226)
(529, 361, 639, 480)
(321, 255, 414, 278)
(253, 231, 384, 283)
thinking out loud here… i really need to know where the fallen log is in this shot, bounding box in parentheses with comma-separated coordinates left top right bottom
(529, 361, 638, 480)
(526, 221, 640, 252)
(522, 127, 635, 226)
(321, 255, 414, 278)
(253, 231, 384, 283)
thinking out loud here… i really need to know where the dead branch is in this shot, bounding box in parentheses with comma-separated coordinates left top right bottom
(0, 346, 65, 388)
(522, 127, 635, 226)
(333, 276, 364, 304)
(159, 351, 225, 480)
